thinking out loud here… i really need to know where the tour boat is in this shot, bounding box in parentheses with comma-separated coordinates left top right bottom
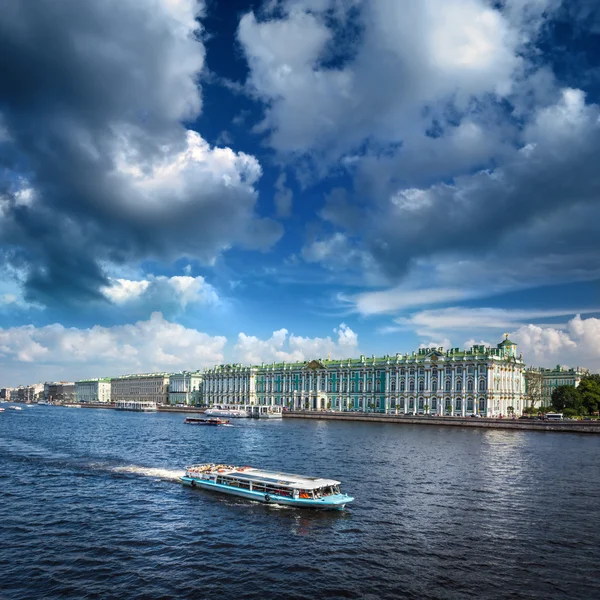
(181, 464, 353, 510)
(184, 417, 232, 427)
(204, 407, 249, 418)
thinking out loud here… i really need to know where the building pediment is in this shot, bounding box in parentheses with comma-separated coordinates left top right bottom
(306, 359, 326, 370)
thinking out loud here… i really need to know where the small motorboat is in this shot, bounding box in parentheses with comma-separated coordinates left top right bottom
(8, 406, 23, 411)
(184, 417, 232, 427)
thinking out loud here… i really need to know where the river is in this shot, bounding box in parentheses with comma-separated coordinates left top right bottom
(1, 406, 599, 599)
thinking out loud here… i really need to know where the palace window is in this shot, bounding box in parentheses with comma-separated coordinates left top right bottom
(400, 381, 405, 392)
(431, 380, 437, 392)
(418, 399, 424, 410)
(359, 381, 364, 392)
(445, 398, 452, 409)
(376, 381, 381, 392)
(431, 398, 437, 410)
(445, 379, 451, 392)
(390, 380, 396, 391)
(456, 398, 462, 411)
(419, 368, 424, 376)
(467, 380, 474, 392)
(320, 379, 326, 391)
(343, 382, 348, 392)
(418, 380, 424, 392)
(351, 381, 356, 392)
(409, 399, 414, 409)
(479, 379, 485, 391)
(399, 398, 405, 409)
(367, 381, 372, 392)
(409, 380, 415, 392)
(328, 381, 332, 392)
(457, 367, 463, 375)
(456, 380, 462, 392)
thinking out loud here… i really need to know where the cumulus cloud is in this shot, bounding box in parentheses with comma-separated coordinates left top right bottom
(102, 275, 220, 314)
(0, 0, 281, 308)
(512, 315, 600, 370)
(239, 0, 530, 161)
(0, 312, 227, 386)
(233, 323, 359, 365)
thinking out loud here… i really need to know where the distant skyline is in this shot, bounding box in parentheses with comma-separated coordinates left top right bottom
(1, 0, 600, 387)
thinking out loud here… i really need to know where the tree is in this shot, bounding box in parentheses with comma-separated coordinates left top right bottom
(577, 377, 600, 415)
(424, 403, 430, 415)
(524, 370, 544, 409)
(551, 385, 583, 413)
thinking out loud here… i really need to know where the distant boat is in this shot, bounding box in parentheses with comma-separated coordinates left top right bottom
(204, 406, 249, 418)
(184, 417, 232, 427)
(249, 405, 283, 419)
(8, 406, 23, 411)
(116, 401, 157, 412)
(181, 464, 353, 510)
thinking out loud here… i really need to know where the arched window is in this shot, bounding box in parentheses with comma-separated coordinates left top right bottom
(409, 380, 415, 391)
(431, 398, 437, 410)
(479, 398, 486, 412)
(479, 379, 485, 391)
(400, 380, 405, 392)
(456, 380, 462, 392)
(456, 398, 462, 411)
(418, 380, 424, 392)
(399, 398, 405, 409)
(351, 381, 356, 392)
(376, 381, 381, 392)
(467, 398, 474, 411)
(467, 380, 474, 392)
(390, 380, 396, 391)
(409, 398, 415, 409)
(432, 380, 437, 392)
(359, 381, 364, 392)
(445, 379, 451, 392)
(343, 382, 348, 392)
(328, 381, 332, 392)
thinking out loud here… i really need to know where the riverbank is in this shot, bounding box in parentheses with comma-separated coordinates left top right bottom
(57, 403, 206, 414)
(283, 411, 600, 434)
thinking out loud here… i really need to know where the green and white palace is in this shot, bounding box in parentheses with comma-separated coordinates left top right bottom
(203, 335, 526, 418)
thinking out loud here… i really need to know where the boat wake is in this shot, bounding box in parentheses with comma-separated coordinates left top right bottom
(109, 465, 185, 482)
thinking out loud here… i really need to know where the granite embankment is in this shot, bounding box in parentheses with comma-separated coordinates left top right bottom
(283, 411, 600, 434)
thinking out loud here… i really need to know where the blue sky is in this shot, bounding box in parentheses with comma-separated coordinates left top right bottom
(1, 0, 600, 386)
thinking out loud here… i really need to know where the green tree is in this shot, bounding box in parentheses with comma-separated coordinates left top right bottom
(577, 377, 600, 415)
(551, 385, 582, 413)
(424, 403, 430, 415)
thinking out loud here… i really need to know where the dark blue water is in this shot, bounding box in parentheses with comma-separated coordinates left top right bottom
(1, 406, 599, 599)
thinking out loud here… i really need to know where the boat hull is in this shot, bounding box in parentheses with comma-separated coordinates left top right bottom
(180, 476, 352, 510)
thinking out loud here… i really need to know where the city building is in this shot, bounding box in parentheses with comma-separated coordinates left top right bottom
(44, 382, 75, 403)
(526, 365, 590, 407)
(1, 387, 14, 401)
(110, 373, 170, 405)
(168, 371, 203, 405)
(203, 335, 526, 417)
(13, 384, 44, 403)
(75, 378, 112, 403)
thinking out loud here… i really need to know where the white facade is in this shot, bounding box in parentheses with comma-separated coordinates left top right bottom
(168, 372, 203, 405)
(203, 336, 526, 418)
(75, 379, 112, 403)
(111, 373, 170, 405)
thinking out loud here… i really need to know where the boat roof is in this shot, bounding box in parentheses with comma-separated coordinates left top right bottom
(187, 465, 340, 489)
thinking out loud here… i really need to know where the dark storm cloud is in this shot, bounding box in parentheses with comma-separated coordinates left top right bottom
(0, 0, 281, 307)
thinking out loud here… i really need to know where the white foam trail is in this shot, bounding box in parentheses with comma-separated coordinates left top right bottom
(111, 465, 185, 482)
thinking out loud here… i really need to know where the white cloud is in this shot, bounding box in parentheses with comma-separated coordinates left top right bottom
(397, 307, 600, 335)
(0, 312, 227, 385)
(238, 0, 532, 161)
(102, 275, 220, 309)
(507, 315, 600, 370)
(233, 323, 359, 365)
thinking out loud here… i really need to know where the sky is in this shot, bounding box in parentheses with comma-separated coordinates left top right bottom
(1, 0, 600, 386)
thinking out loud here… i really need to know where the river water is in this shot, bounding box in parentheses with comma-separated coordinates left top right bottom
(1, 406, 599, 599)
